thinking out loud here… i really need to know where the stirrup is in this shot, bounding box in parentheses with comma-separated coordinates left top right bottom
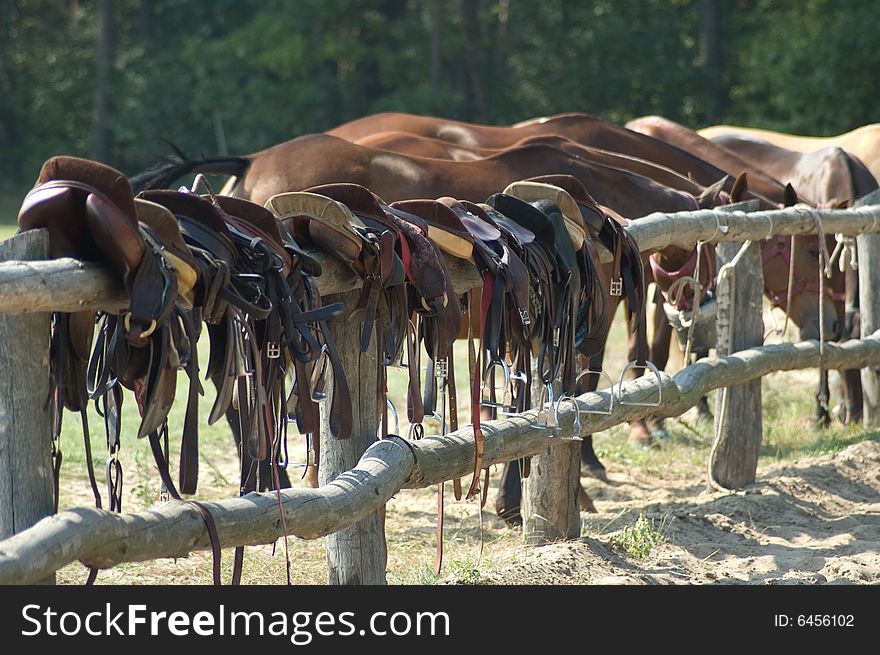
(499, 369, 528, 416)
(617, 361, 662, 407)
(530, 382, 557, 429)
(386, 398, 399, 435)
(575, 369, 614, 415)
(309, 345, 330, 402)
(551, 395, 582, 441)
(480, 359, 512, 409)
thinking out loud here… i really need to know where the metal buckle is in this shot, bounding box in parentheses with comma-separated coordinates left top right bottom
(610, 277, 623, 296)
(518, 308, 531, 326)
(617, 361, 663, 407)
(575, 369, 615, 415)
(551, 395, 582, 440)
(530, 382, 557, 429)
(481, 359, 512, 409)
(434, 357, 448, 380)
(266, 341, 281, 359)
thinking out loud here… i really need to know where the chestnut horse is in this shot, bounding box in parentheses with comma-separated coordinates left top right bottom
(627, 115, 857, 424)
(705, 133, 878, 423)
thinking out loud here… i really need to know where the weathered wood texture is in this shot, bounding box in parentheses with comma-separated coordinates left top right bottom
(522, 374, 580, 545)
(3, 205, 880, 315)
(0, 231, 54, 554)
(857, 235, 880, 425)
(712, 240, 764, 488)
(0, 252, 483, 315)
(319, 290, 386, 585)
(3, 333, 880, 584)
(0, 436, 414, 585)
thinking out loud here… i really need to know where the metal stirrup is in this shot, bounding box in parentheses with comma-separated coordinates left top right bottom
(550, 395, 582, 441)
(480, 359, 512, 410)
(617, 361, 663, 407)
(575, 368, 614, 415)
(499, 369, 528, 416)
(530, 382, 557, 429)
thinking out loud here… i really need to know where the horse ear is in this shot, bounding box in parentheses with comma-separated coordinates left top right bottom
(696, 175, 730, 208)
(730, 172, 748, 202)
(783, 183, 799, 207)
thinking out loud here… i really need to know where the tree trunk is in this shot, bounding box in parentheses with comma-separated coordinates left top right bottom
(429, 0, 442, 90)
(92, 0, 114, 163)
(699, 0, 724, 123)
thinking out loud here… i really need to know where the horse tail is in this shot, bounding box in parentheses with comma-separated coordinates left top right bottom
(130, 142, 249, 193)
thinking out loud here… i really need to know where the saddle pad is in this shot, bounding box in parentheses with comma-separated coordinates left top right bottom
(502, 180, 586, 250)
(264, 191, 365, 261)
(388, 199, 474, 261)
(524, 174, 608, 237)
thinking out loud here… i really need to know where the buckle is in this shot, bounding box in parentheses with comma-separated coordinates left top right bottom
(434, 357, 448, 379)
(610, 277, 623, 296)
(266, 342, 282, 359)
(518, 308, 531, 326)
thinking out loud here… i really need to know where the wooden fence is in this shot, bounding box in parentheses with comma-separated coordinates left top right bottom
(1, 201, 879, 584)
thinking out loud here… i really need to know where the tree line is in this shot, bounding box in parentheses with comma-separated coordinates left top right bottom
(1, 0, 878, 204)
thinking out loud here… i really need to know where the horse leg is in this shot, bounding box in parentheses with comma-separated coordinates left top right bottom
(211, 369, 292, 493)
(814, 369, 832, 428)
(576, 348, 610, 481)
(644, 292, 672, 439)
(495, 460, 523, 526)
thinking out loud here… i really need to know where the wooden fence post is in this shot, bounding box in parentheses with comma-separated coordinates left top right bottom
(522, 372, 581, 545)
(711, 237, 764, 488)
(0, 230, 54, 577)
(857, 233, 880, 426)
(854, 192, 880, 426)
(318, 289, 386, 585)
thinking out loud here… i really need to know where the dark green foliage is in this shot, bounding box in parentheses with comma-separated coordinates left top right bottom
(1, 0, 878, 213)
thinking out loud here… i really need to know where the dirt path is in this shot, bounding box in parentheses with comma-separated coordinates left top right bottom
(471, 440, 880, 585)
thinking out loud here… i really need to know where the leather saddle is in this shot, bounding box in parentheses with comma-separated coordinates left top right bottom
(524, 174, 648, 368)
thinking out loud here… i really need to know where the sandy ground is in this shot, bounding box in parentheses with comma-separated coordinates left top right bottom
(465, 439, 880, 585)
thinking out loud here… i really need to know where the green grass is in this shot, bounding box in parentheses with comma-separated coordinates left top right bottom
(608, 513, 670, 559)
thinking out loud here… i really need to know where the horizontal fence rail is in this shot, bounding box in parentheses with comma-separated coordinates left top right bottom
(2, 203, 880, 315)
(1, 331, 879, 584)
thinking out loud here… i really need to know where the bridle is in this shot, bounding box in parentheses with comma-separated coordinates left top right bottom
(649, 246, 716, 312)
(761, 235, 845, 307)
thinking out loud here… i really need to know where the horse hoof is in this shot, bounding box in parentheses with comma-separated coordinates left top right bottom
(582, 462, 609, 482)
(497, 507, 522, 527)
(649, 427, 670, 441)
(578, 488, 597, 513)
(812, 412, 831, 429)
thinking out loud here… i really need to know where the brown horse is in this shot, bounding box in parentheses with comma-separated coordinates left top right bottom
(698, 122, 880, 183)
(627, 115, 855, 425)
(329, 111, 744, 190)
(357, 131, 709, 195)
(135, 132, 708, 217)
(705, 133, 878, 423)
